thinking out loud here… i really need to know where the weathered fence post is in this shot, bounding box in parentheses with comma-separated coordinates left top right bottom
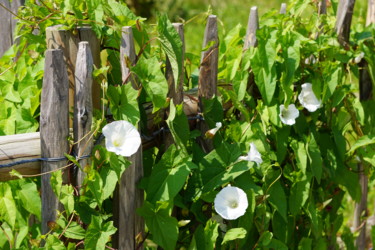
(113, 26, 144, 250)
(73, 41, 94, 189)
(353, 2, 375, 249)
(244, 7, 259, 49)
(198, 15, 218, 153)
(0, 0, 24, 57)
(40, 49, 69, 235)
(46, 25, 101, 119)
(280, 3, 287, 14)
(335, 0, 356, 48)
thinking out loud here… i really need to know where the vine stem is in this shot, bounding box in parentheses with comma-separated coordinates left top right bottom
(0, 2, 26, 21)
(58, 212, 76, 239)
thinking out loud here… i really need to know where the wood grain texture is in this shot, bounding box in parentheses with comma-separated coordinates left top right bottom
(354, 3, 374, 248)
(244, 7, 259, 49)
(73, 42, 93, 190)
(0, 132, 40, 181)
(198, 15, 218, 153)
(40, 49, 69, 235)
(120, 26, 137, 86)
(113, 25, 144, 250)
(46, 25, 101, 121)
(198, 15, 218, 101)
(78, 27, 101, 110)
(335, 0, 356, 48)
(0, 0, 24, 57)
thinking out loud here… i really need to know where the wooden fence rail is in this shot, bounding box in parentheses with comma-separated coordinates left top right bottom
(0, 1, 374, 249)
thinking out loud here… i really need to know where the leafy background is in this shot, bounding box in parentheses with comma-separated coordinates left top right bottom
(0, 0, 374, 249)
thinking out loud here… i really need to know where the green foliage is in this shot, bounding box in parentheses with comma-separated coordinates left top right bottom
(0, 0, 374, 249)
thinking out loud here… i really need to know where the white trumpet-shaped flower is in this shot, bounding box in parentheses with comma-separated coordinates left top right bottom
(238, 142, 263, 165)
(205, 122, 222, 139)
(214, 186, 248, 220)
(279, 104, 299, 125)
(102, 120, 141, 157)
(298, 83, 321, 112)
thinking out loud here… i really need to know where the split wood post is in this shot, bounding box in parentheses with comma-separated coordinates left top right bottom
(280, 3, 287, 14)
(197, 15, 218, 153)
(0, 0, 24, 57)
(73, 42, 94, 190)
(354, 2, 375, 249)
(40, 49, 69, 235)
(46, 25, 101, 125)
(244, 7, 259, 49)
(335, 0, 356, 48)
(78, 27, 101, 110)
(113, 26, 144, 250)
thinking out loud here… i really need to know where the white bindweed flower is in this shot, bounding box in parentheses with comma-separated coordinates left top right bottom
(279, 104, 299, 125)
(238, 142, 263, 165)
(214, 186, 248, 220)
(354, 52, 365, 64)
(205, 122, 222, 139)
(298, 83, 321, 112)
(102, 120, 141, 157)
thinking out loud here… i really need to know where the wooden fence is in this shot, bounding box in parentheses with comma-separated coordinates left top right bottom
(0, 1, 374, 249)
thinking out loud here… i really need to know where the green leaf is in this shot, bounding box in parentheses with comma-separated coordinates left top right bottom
(322, 65, 341, 103)
(191, 220, 219, 250)
(201, 96, 224, 128)
(132, 56, 168, 112)
(289, 177, 311, 216)
(146, 145, 196, 203)
(280, 31, 300, 103)
(268, 238, 288, 250)
(85, 216, 117, 250)
(138, 201, 178, 250)
(268, 179, 287, 222)
(51, 170, 74, 215)
(259, 231, 273, 247)
(222, 228, 247, 244)
(45, 234, 65, 250)
(0, 183, 17, 229)
(18, 181, 41, 220)
(158, 14, 183, 88)
(298, 237, 312, 250)
(307, 133, 323, 183)
(166, 102, 190, 152)
(291, 140, 308, 173)
(199, 142, 254, 196)
(63, 222, 86, 240)
(348, 134, 375, 154)
(99, 167, 118, 202)
(250, 28, 278, 104)
(107, 84, 140, 125)
(87, 170, 104, 206)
